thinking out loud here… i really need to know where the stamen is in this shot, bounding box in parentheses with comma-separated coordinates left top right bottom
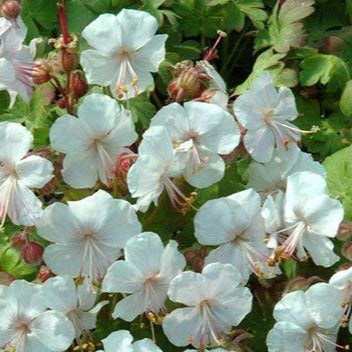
(204, 30, 227, 61)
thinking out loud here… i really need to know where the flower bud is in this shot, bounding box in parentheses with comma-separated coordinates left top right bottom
(11, 232, 26, 250)
(61, 49, 78, 72)
(321, 36, 343, 54)
(0, 271, 14, 285)
(56, 97, 67, 109)
(184, 246, 207, 272)
(1, 0, 21, 20)
(70, 71, 88, 99)
(167, 61, 211, 103)
(114, 151, 137, 179)
(33, 59, 52, 85)
(284, 276, 311, 293)
(338, 220, 352, 241)
(21, 241, 44, 265)
(342, 241, 352, 261)
(38, 265, 55, 282)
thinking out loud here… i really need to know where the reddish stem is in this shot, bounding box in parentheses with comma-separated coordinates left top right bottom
(57, 2, 70, 44)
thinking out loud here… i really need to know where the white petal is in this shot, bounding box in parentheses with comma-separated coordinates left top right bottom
(133, 34, 167, 72)
(78, 94, 121, 135)
(102, 261, 143, 293)
(133, 339, 162, 352)
(124, 232, 164, 275)
(302, 234, 339, 267)
(62, 150, 98, 188)
(184, 150, 225, 188)
(266, 322, 307, 352)
(273, 291, 313, 329)
(329, 266, 352, 290)
(102, 330, 133, 352)
(16, 155, 53, 188)
(305, 283, 344, 328)
(49, 114, 90, 153)
(150, 103, 190, 142)
(36, 202, 80, 243)
(194, 197, 239, 245)
(42, 276, 78, 312)
(272, 87, 298, 121)
(112, 291, 146, 322)
(97, 198, 142, 248)
(28, 311, 75, 351)
(168, 271, 204, 306)
(6, 181, 42, 226)
(43, 243, 85, 277)
(244, 127, 275, 162)
(82, 14, 121, 55)
(80, 49, 119, 86)
(116, 9, 158, 51)
(159, 240, 186, 281)
(162, 307, 202, 347)
(0, 122, 32, 163)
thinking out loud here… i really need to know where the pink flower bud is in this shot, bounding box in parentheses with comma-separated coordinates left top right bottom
(21, 241, 44, 265)
(11, 232, 26, 250)
(70, 71, 88, 99)
(38, 265, 55, 282)
(1, 0, 21, 20)
(33, 59, 52, 85)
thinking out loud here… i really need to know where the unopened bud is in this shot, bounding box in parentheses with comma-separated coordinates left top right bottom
(11, 232, 26, 250)
(70, 71, 88, 99)
(33, 59, 52, 85)
(338, 220, 352, 241)
(167, 61, 211, 103)
(321, 36, 343, 54)
(56, 97, 67, 109)
(1, 0, 21, 20)
(38, 265, 55, 282)
(114, 151, 137, 179)
(342, 241, 352, 261)
(21, 241, 44, 265)
(61, 49, 78, 72)
(284, 277, 310, 293)
(184, 246, 207, 272)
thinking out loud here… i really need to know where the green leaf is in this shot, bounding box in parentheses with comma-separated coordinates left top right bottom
(128, 97, 157, 129)
(255, 0, 314, 53)
(340, 80, 352, 117)
(0, 91, 10, 114)
(81, 0, 110, 13)
(323, 145, 352, 219)
(235, 0, 267, 30)
(234, 49, 287, 94)
(300, 53, 350, 92)
(66, 0, 97, 34)
(0, 247, 37, 279)
(171, 40, 202, 60)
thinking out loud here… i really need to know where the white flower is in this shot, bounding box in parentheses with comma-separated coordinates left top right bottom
(42, 276, 108, 339)
(0, 16, 38, 103)
(248, 144, 325, 195)
(80, 9, 167, 100)
(198, 61, 229, 111)
(49, 93, 137, 188)
(102, 232, 185, 322)
(327, 267, 352, 333)
(127, 126, 192, 213)
(0, 280, 75, 352)
(270, 171, 343, 267)
(150, 101, 240, 188)
(97, 330, 162, 352)
(194, 189, 279, 283)
(36, 190, 142, 281)
(267, 283, 344, 352)
(234, 71, 303, 162)
(0, 122, 53, 226)
(163, 263, 252, 348)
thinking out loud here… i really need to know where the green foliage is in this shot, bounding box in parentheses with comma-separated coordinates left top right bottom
(324, 145, 352, 220)
(255, 0, 315, 53)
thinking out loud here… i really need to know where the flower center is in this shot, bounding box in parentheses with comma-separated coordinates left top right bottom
(263, 108, 273, 124)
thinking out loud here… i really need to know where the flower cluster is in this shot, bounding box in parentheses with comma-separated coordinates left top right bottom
(0, 3, 349, 352)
